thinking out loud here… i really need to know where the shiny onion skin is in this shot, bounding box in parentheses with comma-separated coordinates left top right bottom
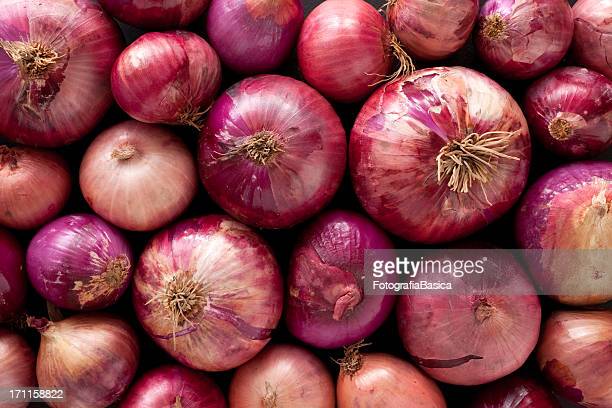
(133, 215, 283, 371)
(0, 229, 26, 322)
(0, 145, 70, 230)
(80, 121, 197, 232)
(350, 67, 530, 244)
(229, 344, 334, 408)
(475, 0, 573, 80)
(524, 67, 612, 158)
(572, 0, 612, 80)
(206, 0, 303, 74)
(199, 75, 346, 229)
(26, 214, 133, 311)
(120, 365, 226, 408)
(537, 311, 612, 407)
(99, 0, 210, 30)
(0, 0, 123, 147)
(0, 329, 35, 408)
(111, 31, 221, 128)
(471, 376, 561, 408)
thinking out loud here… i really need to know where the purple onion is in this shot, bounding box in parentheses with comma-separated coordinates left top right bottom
(572, 0, 612, 80)
(471, 375, 560, 408)
(0, 229, 26, 321)
(99, 0, 210, 30)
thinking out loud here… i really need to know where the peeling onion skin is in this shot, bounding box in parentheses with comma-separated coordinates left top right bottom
(471, 375, 560, 408)
(0, 329, 35, 408)
(524, 67, 612, 158)
(99, 0, 210, 30)
(0, 229, 26, 321)
(133, 215, 283, 371)
(572, 0, 612, 80)
(229, 344, 334, 408)
(537, 311, 612, 407)
(199, 75, 346, 229)
(206, 0, 303, 74)
(0, 0, 123, 147)
(111, 31, 221, 127)
(350, 67, 530, 244)
(475, 0, 573, 80)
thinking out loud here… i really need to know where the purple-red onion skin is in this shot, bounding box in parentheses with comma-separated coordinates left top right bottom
(111, 31, 221, 126)
(0, 329, 35, 408)
(99, 0, 210, 29)
(199, 75, 346, 229)
(471, 376, 561, 408)
(537, 311, 612, 407)
(524, 67, 612, 158)
(0, 0, 123, 147)
(0, 229, 26, 322)
(206, 0, 303, 74)
(572, 0, 612, 80)
(475, 0, 573, 80)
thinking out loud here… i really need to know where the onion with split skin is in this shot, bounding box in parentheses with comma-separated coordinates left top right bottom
(0, 329, 35, 408)
(572, 0, 612, 80)
(99, 0, 210, 30)
(0, 229, 26, 322)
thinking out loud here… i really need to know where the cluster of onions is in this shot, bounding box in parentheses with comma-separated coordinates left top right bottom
(99, 0, 210, 29)
(80, 121, 197, 231)
(471, 375, 560, 408)
(572, 0, 612, 80)
(350, 67, 530, 243)
(206, 0, 304, 74)
(199, 75, 346, 229)
(475, 0, 573, 80)
(0, 0, 123, 147)
(515, 161, 612, 305)
(0, 145, 70, 230)
(133, 215, 283, 371)
(111, 31, 221, 128)
(0, 329, 35, 408)
(0, 229, 26, 321)
(524, 67, 612, 158)
(230, 344, 334, 407)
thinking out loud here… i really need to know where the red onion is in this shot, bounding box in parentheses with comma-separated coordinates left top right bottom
(572, 0, 612, 80)
(515, 161, 612, 305)
(0, 145, 70, 230)
(29, 313, 140, 408)
(0, 329, 35, 408)
(99, 0, 210, 29)
(350, 66, 530, 243)
(471, 375, 560, 408)
(229, 344, 334, 408)
(474, 0, 573, 80)
(0, 229, 26, 322)
(199, 75, 346, 229)
(133, 215, 283, 371)
(80, 121, 197, 232)
(537, 310, 612, 408)
(206, 0, 303, 74)
(387, 0, 478, 61)
(0, 0, 123, 147)
(524, 67, 612, 158)
(111, 31, 221, 128)
(120, 365, 226, 408)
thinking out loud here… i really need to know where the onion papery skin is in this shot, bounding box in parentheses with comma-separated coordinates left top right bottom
(199, 75, 346, 229)
(33, 313, 140, 408)
(350, 66, 530, 244)
(286, 210, 395, 349)
(471, 375, 561, 408)
(120, 364, 226, 408)
(0, 329, 35, 408)
(80, 120, 197, 232)
(26, 214, 133, 311)
(0, 0, 123, 147)
(206, 0, 303, 74)
(474, 0, 573, 80)
(229, 344, 334, 408)
(111, 31, 221, 127)
(515, 161, 612, 305)
(524, 67, 612, 158)
(133, 215, 283, 371)
(572, 0, 612, 80)
(387, 0, 478, 61)
(0, 229, 26, 321)
(99, 0, 210, 30)
(0, 145, 70, 230)
(537, 311, 612, 407)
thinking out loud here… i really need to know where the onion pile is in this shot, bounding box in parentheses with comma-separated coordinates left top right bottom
(471, 375, 560, 408)
(572, 0, 612, 80)
(350, 66, 530, 243)
(0, 329, 35, 408)
(99, 0, 210, 30)
(0, 229, 26, 322)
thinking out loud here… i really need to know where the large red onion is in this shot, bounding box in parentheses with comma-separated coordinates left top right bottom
(350, 66, 530, 243)
(0, 229, 26, 322)
(537, 310, 612, 408)
(471, 375, 560, 408)
(206, 0, 303, 74)
(133, 215, 283, 371)
(0, 145, 70, 230)
(474, 0, 573, 80)
(80, 121, 197, 232)
(99, 0, 210, 30)
(0, 0, 123, 147)
(524, 67, 612, 158)
(572, 0, 612, 80)
(229, 344, 334, 408)
(199, 75, 346, 229)
(0, 329, 35, 408)
(111, 31, 221, 128)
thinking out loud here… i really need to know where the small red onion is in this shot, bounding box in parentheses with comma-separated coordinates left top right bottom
(206, 0, 303, 74)
(475, 0, 573, 80)
(0, 145, 70, 230)
(229, 344, 334, 408)
(471, 375, 560, 408)
(350, 67, 530, 243)
(524, 67, 612, 158)
(99, 0, 210, 30)
(0, 329, 35, 408)
(133, 215, 283, 371)
(199, 75, 346, 229)
(80, 121, 198, 232)
(572, 0, 612, 80)
(111, 31, 221, 128)
(0, 229, 26, 322)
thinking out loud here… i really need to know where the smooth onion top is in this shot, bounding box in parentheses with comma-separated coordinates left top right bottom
(572, 0, 612, 79)
(99, 0, 210, 29)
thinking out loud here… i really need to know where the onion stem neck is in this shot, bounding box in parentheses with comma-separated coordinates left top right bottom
(174, 395, 182, 408)
(111, 143, 137, 161)
(591, 188, 610, 217)
(482, 13, 507, 40)
(26, 316, 52, 333)
(0, 40, 62, 79)
(222, 130, 284, 165)
(369, 33, 415, 86)
(0, 145, 19, 170)
(337, 340, 369, 377)
(548, 117, 574, 141)
(177, 104, 210, 130)
(262, 382, 278, 408)
(333, 285, 362, 321)
(474, 299, 495, 323)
